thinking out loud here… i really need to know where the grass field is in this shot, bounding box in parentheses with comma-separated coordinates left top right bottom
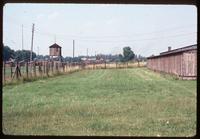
(2, 68, 196, 136)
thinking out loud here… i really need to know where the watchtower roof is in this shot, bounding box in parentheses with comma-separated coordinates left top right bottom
(49, 43, 62, 48)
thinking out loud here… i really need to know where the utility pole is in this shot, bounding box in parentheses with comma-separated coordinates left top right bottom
(87, 48, 88, 58)
(54, 35, 56, 43)
(73, 40, 75, 58)
(37, 46, 39, 56)
(30, 23, 35, 61)
(22, 24, 24, 50)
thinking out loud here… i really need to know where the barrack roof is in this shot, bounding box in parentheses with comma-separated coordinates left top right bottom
(147, 44, 197, 59)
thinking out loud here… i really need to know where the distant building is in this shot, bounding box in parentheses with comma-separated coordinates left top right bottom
(81, 57, 97, 64)
(49, 43, 62, 61)
(80, 56, 105, 64)
(147, 44, 197, 80)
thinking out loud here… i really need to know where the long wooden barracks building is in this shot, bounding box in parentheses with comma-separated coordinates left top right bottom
(147, 44, 197, 80)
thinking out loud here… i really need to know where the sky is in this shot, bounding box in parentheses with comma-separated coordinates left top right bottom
(3, 4, 197, 57)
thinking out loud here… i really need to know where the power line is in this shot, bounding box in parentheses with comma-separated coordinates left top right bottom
(30, 23, 35, 61)
(73, 40, 75, 58)
(75, 32, 197, 43)
(5, 19, 196, 39)
(21, 24, 24, 50)
(4, 18, 197, 55)
(87, 48, 88, 57)
(54, 35, 56, 43)
(33, 30, 196, 44)
(37, 46, 39, 56)
(34, 27, 196, 39)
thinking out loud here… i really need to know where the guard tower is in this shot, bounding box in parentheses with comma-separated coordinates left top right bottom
(49, 43, 62, 61)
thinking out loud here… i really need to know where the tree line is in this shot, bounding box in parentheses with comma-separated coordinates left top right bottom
(3, 45, 36, 62)
(3, 45, 146, 63)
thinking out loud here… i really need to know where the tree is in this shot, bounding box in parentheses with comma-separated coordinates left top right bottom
(36, 55, 44, 60)
(119, 54, 124, 62)
(14, 50, 36, 62)
(64, 56, 72, 62)
(120, 46, 135, 62)
(43, 55, 50, 60)
(137, 54, 147, 62)
(3, 45, 15, 61)
(72, 57, 82, 63)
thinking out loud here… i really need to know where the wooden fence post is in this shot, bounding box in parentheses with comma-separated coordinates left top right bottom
(54, 61, 55, 73)
(59, 62, 61, 72)
(43, 61, 45, 74)
(49, 62, 50, 74)
(26, 61, 28, 78)
(38, 62, 42, 76)
(138, 61, 140, 67)
(64, 63, 66, 72)
(60, 62, 62, 72)
(30, 62, 32, 78)
(51, 61, 53, 74)
(54, 62, 56, 73)
(58, 62, 60, 72)
(10, 63, 13, 78)
(68, 63, 70, 72)
(34, 61, 36, 77)
(3, 61, 6, 83)
(46, 62, 49, 76)
(58, 62, 59, 72)
(48, 62, 50, 74)
(67, 63, 69, 72)
(56, 62, 58, 73)
(44, 62, 46, 75)
(16, 61, 19, 80)
(57, 62, 59, 73)
(62, 63, 64, 72)
(47, 62, 49, 73)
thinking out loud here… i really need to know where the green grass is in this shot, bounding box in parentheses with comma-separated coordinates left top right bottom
(2, 68, 196, 136)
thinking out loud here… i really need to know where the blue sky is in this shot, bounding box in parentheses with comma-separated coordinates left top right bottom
(3, 4, 197, 57)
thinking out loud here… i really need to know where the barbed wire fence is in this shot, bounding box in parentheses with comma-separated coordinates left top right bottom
(2, 60, 146, 85)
